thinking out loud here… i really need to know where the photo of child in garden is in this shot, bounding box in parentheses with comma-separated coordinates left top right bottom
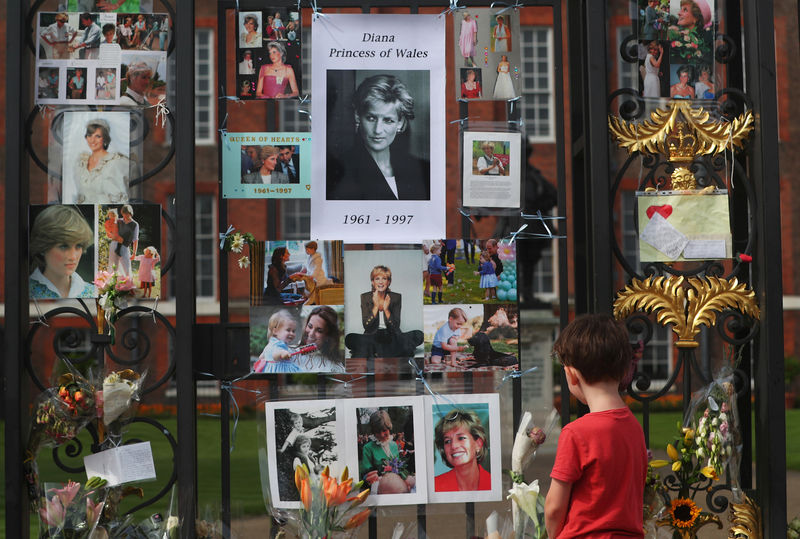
(421, 239, 518, 305)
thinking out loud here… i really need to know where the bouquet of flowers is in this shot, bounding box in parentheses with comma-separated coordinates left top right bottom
(667, 26, 712, 63)
(37, 477, 107, 539)
(101, 369, 144, 427)
(27, 372, 97, 460)
(94, 270, 137, 342)
(291, 464, 371, 539)
(505, 410, 557, 539)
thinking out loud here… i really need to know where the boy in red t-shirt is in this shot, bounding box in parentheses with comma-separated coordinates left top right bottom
(545, 314, 647, 538)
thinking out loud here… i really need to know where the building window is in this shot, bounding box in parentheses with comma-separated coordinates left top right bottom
(532, 242, 556, 298)
(520, 27, 554, 142)
(280, 199, 311, 240)
(195, 28, 215, 145)
(167, 194, 217, 298)
(278, 33, 311, 132)
(620, 191, 673, 382)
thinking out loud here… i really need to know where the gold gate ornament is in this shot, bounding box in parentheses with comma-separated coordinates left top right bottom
(613, 275, 760, 348)
(608, 100, 754, 190)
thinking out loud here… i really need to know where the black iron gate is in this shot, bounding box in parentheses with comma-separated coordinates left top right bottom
(4, 0, 786, 537)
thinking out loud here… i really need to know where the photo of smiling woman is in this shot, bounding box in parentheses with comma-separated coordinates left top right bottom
(29, 205, 96, 299)
(326, 70, 431, 201)
(433, 407, 491, 492)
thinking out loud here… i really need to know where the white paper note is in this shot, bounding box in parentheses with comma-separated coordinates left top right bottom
(683, 239, 727, 259)
(639, 213, 689, 260)
(84, 441, 156, 486)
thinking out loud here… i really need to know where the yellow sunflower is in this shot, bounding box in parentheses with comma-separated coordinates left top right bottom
(669, 498, 701, 529)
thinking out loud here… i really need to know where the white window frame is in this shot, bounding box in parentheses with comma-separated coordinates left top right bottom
(520, 26, 555, 143)
(195, 28, 215, 145)
(280, 199, 311, 239)
(167, 194, 218, 299)
(531, 238, 558, 300)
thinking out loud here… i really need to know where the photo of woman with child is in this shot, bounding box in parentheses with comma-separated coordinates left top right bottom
(250, 305, 345, 373)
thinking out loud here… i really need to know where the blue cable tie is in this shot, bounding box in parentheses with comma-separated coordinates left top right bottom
(458, 207, 475, 224)
(219, 224, 235, 250)
(490, 1, 525, 15)
(496, 366, 539, 391)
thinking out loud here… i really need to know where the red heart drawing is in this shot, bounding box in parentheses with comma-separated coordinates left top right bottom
(646, 204, 673, 220)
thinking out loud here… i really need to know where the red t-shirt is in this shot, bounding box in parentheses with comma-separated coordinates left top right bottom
(550, 407, 646, 538)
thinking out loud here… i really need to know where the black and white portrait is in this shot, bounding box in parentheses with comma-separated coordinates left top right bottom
(265, 401, 342, 508)
(326, 70, 430, 201)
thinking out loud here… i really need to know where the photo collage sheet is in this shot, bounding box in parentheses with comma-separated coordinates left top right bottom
(248, 240, 520, 375)
(264, 394, 501, 508)
(36, 11, 169, 105)
(634, 0, 716, 100)
(452, 8, 521, 102)
(236, 8, 302, 99)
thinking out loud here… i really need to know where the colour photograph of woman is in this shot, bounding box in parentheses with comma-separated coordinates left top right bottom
(458, 11, 478, 67)
(239, 13, 262, 48)
(670, 64, 696, 98)
(63, 114, 131, 204)
(29, 205, 96, 299)
(433, 407, 490, 492)
(256, 41, 299, 99)
(460, 69, 482, 99)
(344, 263, 424, 359)
(492, 55, 516, 100)
(641, 40, 664, 98)
(667, 0, 713, 64)
(295, 305, 345, 373)
(66, 67, 87, 100)
(241, 145, 289, 184)
(491, 15, 511, 52)
(326, 72, 430, 201)
(99, 203, 160, 295)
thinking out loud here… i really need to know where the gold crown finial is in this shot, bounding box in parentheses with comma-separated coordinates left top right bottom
(667, 122, 697, 162)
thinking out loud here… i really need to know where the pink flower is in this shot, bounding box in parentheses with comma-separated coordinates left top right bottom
(94, 271, 113, 289)
(671, 41, 679, 47)
(528, 426, 546, 447)
(719, 421, 729, 437)
(39, 496, 66, 527)
(115, 277, 136, 291)
(50, 480, 81, 508)
(690, 42, 698, 48)
(86, 497, 104, 527)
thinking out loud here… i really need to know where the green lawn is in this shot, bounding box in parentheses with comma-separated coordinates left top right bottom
(2, 410, 799, 537)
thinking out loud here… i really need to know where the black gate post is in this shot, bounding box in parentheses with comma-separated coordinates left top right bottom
(175, 0, 199, 534)
(741, 0, 787, 534)
(4, 0, 31, 536)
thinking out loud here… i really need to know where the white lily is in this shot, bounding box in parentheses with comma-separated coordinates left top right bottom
(508, 480, 545, 539)
(511, 411, 534, 473)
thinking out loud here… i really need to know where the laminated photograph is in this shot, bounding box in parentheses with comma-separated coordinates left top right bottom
(423, 303, 519, 373)
(637, 190, 731, 261)
(453, 8, 522, 101)
(422, 239, 519, 305)
(29, 205, 98, 300)
(35, 12, 168, 105)
(461, 131, 522, 209)
(342, 396, 428, 506)
(221, 132, 311, 198)
(236, 8, 302, 100)
(343, 248, 424, 361)
(61, 111, 131, 204)
(311, 14, 446, 241)
(255, 240, 344, 306)
(249, 304, 345, 374)
(265, 400, 345, 509)
(425, 393, 502, 503)
(97, 203, 161, 298)
(58, 0, 154, 12)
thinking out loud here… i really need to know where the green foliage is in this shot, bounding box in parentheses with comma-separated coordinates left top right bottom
(786, 356, 800, 389)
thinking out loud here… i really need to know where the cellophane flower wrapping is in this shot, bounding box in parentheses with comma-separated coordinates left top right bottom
(101, 369, 145, 427)
(37, 478, 107, 539)
(285, 464, 371, 539)
(684, 368, 742, 499)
